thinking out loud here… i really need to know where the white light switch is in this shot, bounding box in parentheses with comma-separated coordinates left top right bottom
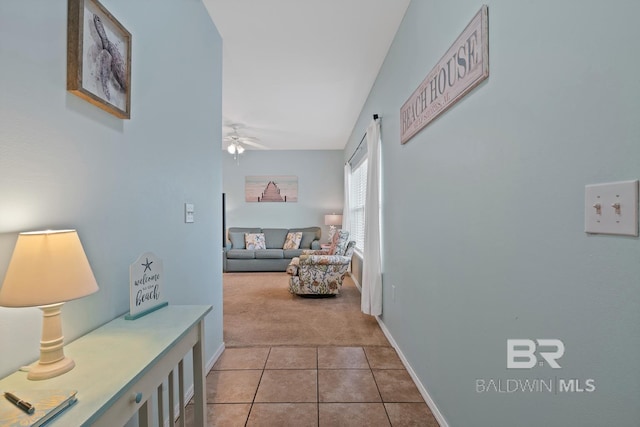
(585, 180, 638, 236)
(185, 203, 194, 223)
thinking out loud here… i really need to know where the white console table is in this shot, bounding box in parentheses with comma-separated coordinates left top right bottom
(0, 305, 212, 426)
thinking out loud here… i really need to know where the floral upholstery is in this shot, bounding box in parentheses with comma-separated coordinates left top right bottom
(332, 230, 350, 256)
(245, 233, 266, 250)
(283, 232, 302, 250)
(300, 230, 350, 256)
(285, 257, 300, 275)
(289, 241, 356, 295)
(287, 230, 351, 276)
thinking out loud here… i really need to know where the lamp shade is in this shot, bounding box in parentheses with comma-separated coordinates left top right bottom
(324, 214, 343, 226)
(0, 230, 99, 307)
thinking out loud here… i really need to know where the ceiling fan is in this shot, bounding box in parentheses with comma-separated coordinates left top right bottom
(223, 125, 266, 163)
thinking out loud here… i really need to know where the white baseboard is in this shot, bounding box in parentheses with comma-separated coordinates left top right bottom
(348, 272, 362, 292)
(208, 341, 226, 373)
(375, 317, 449, 427)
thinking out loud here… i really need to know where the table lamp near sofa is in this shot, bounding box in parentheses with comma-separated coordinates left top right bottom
(324, 214, 343, 240)
(0, 229, 99, 380)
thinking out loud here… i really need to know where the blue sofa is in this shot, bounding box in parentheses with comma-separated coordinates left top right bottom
(224, 227, 321, 272)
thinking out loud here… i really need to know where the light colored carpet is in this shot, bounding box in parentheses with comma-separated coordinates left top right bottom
(223, 272, 390, 347)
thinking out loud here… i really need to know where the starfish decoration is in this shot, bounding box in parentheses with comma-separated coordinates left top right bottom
(142, 258, 153, 272)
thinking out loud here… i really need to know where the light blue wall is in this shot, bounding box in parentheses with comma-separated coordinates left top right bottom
(0, 0, 223, 381)
(223, 150, 343, 242)
(346, 1, 640, 426)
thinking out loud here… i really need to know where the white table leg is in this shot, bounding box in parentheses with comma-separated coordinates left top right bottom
(169, 370, 175, 424)
(178, 360, 185, 427)
(192, 320, 207, 426)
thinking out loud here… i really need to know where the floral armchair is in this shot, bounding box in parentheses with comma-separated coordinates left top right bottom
(288, 230, 356, 296)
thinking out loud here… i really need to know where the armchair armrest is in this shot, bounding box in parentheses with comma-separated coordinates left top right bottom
(299, 254, 351, 266)
(301, 249, 330, 256)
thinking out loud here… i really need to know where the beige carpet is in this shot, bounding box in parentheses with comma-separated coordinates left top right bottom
(223, 272, 390, 347)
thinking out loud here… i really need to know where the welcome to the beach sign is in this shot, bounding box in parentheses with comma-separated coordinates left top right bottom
(125, 252, 168, 320)
(400, 5, 489, 144)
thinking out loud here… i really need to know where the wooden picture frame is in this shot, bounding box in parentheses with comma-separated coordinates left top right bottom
(67, 0, 131, 119)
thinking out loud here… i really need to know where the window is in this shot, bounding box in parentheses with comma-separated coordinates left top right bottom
(349, 158, 367, 253)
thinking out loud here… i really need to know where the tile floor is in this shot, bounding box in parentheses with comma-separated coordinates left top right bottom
(180, 346, 439, 426)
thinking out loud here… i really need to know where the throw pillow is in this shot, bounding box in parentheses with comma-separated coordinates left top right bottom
(283, 232, 303, 250)
(245, 233, 266, 250)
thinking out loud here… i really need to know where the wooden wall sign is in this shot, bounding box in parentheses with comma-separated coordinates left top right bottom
(400, 5, 489, 144)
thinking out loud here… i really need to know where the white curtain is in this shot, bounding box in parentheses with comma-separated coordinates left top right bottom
(361, 118, 382, 316)
(342, 162, 351, 234)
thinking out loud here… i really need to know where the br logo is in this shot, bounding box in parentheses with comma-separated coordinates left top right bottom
(507, 339, 565, 369)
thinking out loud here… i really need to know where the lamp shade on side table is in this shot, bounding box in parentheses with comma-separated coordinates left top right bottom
(0, 229, 99, 380)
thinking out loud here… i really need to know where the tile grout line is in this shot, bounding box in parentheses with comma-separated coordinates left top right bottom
(316, 346, 320, 426)
(214, 346, 427, 426)
(244, 347, 272, 427)
(364, 347, 393, 426)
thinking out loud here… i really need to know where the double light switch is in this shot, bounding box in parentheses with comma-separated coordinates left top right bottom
(185, 203, 194, 223)
(584, 180, 639, 236)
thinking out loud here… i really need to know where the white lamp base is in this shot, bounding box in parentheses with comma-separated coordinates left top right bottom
(27, 356, 75, 380)
(27, 303, 75, 381)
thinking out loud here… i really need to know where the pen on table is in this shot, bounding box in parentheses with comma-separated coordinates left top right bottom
(4, 392, 35, 414)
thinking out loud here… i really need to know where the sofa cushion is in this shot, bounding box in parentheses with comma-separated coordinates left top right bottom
(291, 226, 321, 240)
(283, 249, 304, 258)
(255, 249, 285, 259)
(229, 232, 246, 249)
(262, 228, 289, 249)
(226, 249, 256, 259)
(283, 232, 303, 250)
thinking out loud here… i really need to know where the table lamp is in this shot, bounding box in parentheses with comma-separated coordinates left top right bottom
(324, 214, 343, 240)
(0, 229, 99, 380)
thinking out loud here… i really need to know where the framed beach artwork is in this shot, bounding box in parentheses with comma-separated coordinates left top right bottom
(245, 176, 298, 203)
(67, 0, 132, 119)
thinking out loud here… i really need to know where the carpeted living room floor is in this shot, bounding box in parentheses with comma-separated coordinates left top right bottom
(224, 272, 390, 348)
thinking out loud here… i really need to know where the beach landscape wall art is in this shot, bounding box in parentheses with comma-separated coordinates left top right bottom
(245, 176, 298, 203)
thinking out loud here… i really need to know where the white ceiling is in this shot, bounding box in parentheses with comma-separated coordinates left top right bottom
(203, 0, 410, 151)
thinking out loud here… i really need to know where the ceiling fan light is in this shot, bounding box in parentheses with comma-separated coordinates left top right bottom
(227, 144, 236, 154)
(236, 145, 245, 154)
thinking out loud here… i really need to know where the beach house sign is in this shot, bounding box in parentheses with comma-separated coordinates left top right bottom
(400, 5, 489, 144)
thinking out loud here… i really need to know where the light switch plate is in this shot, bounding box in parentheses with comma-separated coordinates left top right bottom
(585, 180, 638, 236)
(185, 203, 194, 223)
